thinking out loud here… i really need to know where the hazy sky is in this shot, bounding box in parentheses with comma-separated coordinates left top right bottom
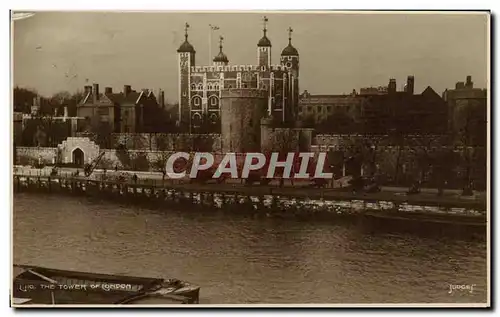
(13, 11, 488, 101)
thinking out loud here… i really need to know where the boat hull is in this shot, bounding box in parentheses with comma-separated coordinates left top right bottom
(12, 265, 200, 305)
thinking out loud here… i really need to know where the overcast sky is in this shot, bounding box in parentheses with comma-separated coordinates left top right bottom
(13, 11, 488, 101)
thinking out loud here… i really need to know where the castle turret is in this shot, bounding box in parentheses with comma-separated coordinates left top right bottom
(257, 16, 272, 68)
(213, 35, 229, 66)
(177, 22, 196, 129)
(280, 27, 300, 122)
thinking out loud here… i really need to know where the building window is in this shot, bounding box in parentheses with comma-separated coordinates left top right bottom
(191, 84, 196, 90)
(318, 106, 322, 113)
(214, 83, 219, 90)
(327, 106, 332, 112)
(193, 96, 202, 106)
(308, 106, 312, 112)
(192, 113, 202, 127)
(299, 106, 303, 113)
(207, 83, 213, 90)
(197, 83, 203, 90)
(210, 113, 218, 124)
(210, 96, 218, 106)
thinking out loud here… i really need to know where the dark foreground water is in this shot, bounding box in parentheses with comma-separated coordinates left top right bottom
(13, 194, 488, 304)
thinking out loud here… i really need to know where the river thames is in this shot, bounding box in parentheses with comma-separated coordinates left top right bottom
(13, 193, 487, 304)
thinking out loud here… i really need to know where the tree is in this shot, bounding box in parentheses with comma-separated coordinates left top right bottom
(13, 86, 38, 113)
(409, 135, 440, 188)
(116, 143, 131, 169)
(131, 152, 150, 171)
(342, 136, 374, 178)
(88, 116, 113, 148)
(153, 151, 170, 173)
(433, 149, 460, 191)
(49, 90, 84, 117)
(458, 105, 478, 195)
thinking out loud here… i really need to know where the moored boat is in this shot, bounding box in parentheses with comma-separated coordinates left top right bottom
(12, 264, 200, 305)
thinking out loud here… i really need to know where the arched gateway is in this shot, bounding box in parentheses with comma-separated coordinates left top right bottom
(57, 137, 100, 165)
(72, 148, 85, 167)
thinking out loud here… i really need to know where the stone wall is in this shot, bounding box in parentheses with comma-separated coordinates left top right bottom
(314, 133, 450, 149)
(260, 124, 314, 153)
(78, 132, 223, 152)
(16, 147, 58, 165)
(99, 150, 249, 172)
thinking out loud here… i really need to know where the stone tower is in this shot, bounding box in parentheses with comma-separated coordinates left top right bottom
(177, 23, 196, 130)
(280, 27, 300, 123)
(220, 89, 268, 153)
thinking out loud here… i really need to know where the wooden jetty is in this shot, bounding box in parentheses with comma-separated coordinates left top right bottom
(12, 174, 487, 226)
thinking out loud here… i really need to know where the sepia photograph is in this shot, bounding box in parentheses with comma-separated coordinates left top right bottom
(9, 10, 490, 307)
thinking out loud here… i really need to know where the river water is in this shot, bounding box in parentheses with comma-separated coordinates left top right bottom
(13, 193, 488, 304)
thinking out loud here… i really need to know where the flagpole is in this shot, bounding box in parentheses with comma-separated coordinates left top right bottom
(208, 26, 212, 64)
(208, 24, 219, 65)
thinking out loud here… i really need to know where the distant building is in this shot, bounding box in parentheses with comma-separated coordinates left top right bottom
(76, 84, 160, 133)
(442, 76, 487, 145)
(361, 76, 447, 135)
(359, 86, 388, 95)
(297, 76, 424, 134)
(298, 90, 364, 129)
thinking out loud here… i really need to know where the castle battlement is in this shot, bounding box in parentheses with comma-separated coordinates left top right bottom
(190, 65, 271, 73)
(270, 65, 287, 71)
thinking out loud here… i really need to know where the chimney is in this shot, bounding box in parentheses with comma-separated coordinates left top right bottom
(124, 85, 132, 97)
(160, 90, 165, 108)
(92, 83, 99, 103)
(388, 78, 397, 94)
(84, 85, 92, 94)
(466, 75, 473, 89)
(105, 87, 113, 94)
(64, 106, 68, 117)
(406, 75, 414, 95)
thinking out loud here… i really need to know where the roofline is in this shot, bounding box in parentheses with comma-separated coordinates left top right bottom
(136, 91, 144, 104)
